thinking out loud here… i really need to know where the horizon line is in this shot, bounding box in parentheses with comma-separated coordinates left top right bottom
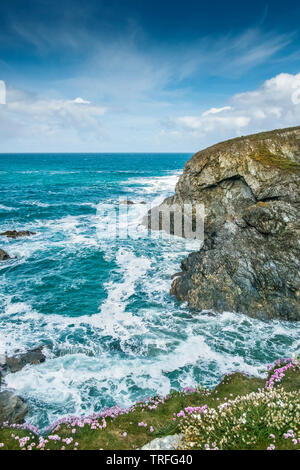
(0, 151, 195, 155)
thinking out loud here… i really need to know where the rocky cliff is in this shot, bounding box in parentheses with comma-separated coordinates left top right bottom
(161, 126, 300, 321)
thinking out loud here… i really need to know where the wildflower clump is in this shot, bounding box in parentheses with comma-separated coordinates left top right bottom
(0, 358, 299, 450)
(265, 358, 300, 389)
(179, 387, 300, 450)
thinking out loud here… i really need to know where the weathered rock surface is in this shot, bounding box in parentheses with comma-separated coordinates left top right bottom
(0, 391, 29, 425)
(1, 347, 46, 375)
(157, 126, 300, 321)
(0, 248, 10, 260)
(139, 434, 183, 450)
(0, 230, 36, 239)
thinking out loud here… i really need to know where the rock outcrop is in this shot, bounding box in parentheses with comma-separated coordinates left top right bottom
(158, 126, 300, 321)
(0, 391, 29, 425)
(0, 230, 36, 239)
(0, 347, 46, 375)
(0, 248, 10, 261)
(139, 434, 183, 450)
(0, 347, 46, 426)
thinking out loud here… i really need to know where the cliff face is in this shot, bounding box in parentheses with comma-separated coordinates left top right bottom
(164, 126, 300, 321)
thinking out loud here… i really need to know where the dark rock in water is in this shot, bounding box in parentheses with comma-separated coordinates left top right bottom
(0, 347, 45, 423)
(155, 126, 300, 321)
(0, 230, 36, 239)
(0, 248, 10, 261)
(0, 391, 29, 425)
(4, 347, 46, 374)
(171, 272, 182, 280)
(119, 200, 134, 205)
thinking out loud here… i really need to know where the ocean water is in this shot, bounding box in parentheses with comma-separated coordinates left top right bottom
(0, 153, 299, 430)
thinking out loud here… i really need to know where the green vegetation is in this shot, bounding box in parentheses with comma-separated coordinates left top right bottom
(180, 387, 299, 450)
(251, 144, 300, 171)
(192, 126, 300, 171)
(0, 359, 299, 450)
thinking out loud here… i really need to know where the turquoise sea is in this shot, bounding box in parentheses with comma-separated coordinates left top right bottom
(0, 153, 299, 430)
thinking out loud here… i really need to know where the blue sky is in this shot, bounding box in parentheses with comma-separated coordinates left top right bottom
(0, 0, 299, 152)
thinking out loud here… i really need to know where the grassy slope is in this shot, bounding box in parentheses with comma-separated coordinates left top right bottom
(191, 125, 300, 172)
(0, 364, 299, 451)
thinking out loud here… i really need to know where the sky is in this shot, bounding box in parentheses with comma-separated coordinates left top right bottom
(0, 0, 299, 153)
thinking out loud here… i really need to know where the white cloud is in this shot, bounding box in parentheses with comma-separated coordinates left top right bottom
(164, 72, 300, 145)
(202, 106, 232, 116)
(0, 80, 6, 104)
(1, 72, 300, 153)
(72, 97, 91, 104)
(0, 89, 108, 148)
(176, 115, 250, 134)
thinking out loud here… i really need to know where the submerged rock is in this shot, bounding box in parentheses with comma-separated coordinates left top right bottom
(156, 126, 300, 321)
(119, 200, 134, 205)
(0, 248, 10, 260)
(0, 391, 29, 425)
(0, 230, 36, 239)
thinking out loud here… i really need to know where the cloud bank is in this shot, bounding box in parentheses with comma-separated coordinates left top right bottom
(1, 72, 299, 152)
(163, 73, 300, 148)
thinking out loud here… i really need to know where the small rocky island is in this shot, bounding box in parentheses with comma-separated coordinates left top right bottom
(157, 126, 300, 321)
(0, 230, 36, 239)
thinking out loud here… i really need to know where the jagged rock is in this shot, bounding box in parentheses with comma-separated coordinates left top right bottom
(3, 347, 46, 374)
(0, 391, 29, 425)
(0, 248, 10, 260)
(119, 200, 134, 205)
(140, 434, 183, 450)
(0, 230, 36, 239)
(155, 126, 300, 321)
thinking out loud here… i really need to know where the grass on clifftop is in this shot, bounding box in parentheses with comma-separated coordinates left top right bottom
(0, 359, 299, 451)
(251, 145, 300, 171)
